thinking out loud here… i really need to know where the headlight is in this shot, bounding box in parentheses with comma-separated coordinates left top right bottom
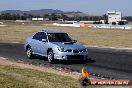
(82, 48, 88, 52)
(58, 47, 66, 52)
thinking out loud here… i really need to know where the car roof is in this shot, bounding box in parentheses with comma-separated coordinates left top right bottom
(39, 30, 66, 33)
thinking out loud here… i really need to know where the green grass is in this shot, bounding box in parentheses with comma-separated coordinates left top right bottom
(0, 24, 132, 48)
(0, 65, 96, 88)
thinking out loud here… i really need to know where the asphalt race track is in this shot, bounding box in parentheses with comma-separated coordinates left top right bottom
(0, 43, 132, 80)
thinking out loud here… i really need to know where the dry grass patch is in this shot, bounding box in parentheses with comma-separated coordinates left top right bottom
(0, 25, 132, 48)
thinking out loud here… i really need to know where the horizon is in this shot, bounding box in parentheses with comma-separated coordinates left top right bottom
(0, 0, 131, 16)
(0, 9, 131, 17)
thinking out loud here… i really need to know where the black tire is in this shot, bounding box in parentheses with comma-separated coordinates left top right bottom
(26, 46, 34, 59)
(48, 50, 55, 64)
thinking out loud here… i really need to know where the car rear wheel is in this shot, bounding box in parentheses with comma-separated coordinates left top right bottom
(48, 50, 55, 64)
(26, 46, 34, 59)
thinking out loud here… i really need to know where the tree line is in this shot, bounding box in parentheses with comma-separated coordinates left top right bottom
(0, 13, 132, 22)
(0, 13, 104, 21)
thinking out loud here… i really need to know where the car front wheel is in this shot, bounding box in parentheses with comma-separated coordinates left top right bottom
(48, 50, 55, 64)
(26, 46, 34, 59)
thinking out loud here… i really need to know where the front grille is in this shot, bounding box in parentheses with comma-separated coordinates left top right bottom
(73, 50, 79, 53)
(67, 55, 84, 60)
(79, 50, 83, 52)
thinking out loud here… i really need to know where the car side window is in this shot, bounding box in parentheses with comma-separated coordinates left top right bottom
(33, 32, 47, 41)
(41, 33, 47, 39)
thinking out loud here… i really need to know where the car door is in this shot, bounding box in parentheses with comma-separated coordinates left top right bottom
(31, 32, 43, 54)
(31, 32, 47, 55)
(37, 32, 48, 56)
(31, 32, 47, 56)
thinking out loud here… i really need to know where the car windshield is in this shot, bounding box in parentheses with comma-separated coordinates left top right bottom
(48, 33, 73, 42)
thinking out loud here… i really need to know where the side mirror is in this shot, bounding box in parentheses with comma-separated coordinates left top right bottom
(42, 39, 47, 42)
(73, 40, 77, 43)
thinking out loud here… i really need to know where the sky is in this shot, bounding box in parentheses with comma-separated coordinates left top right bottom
(0, 0, 131, 16)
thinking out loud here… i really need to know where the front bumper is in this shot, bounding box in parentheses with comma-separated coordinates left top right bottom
(54, 52, 88, 61)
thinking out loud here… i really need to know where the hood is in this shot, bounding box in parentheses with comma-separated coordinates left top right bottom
(51, 42, 86, 50)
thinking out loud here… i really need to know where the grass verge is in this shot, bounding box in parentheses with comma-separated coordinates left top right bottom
(0, 64, 95, 88)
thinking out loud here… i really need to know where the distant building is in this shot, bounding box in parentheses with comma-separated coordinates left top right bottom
(43, 18, 50, 21)
(37, 18, 44, 21)
(107, 11, 122, 24)
(26, 18, 50, 21)
(58, 19, 63, 21)
(32, 18, 43, 21)
(32, 18, 38, 21)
